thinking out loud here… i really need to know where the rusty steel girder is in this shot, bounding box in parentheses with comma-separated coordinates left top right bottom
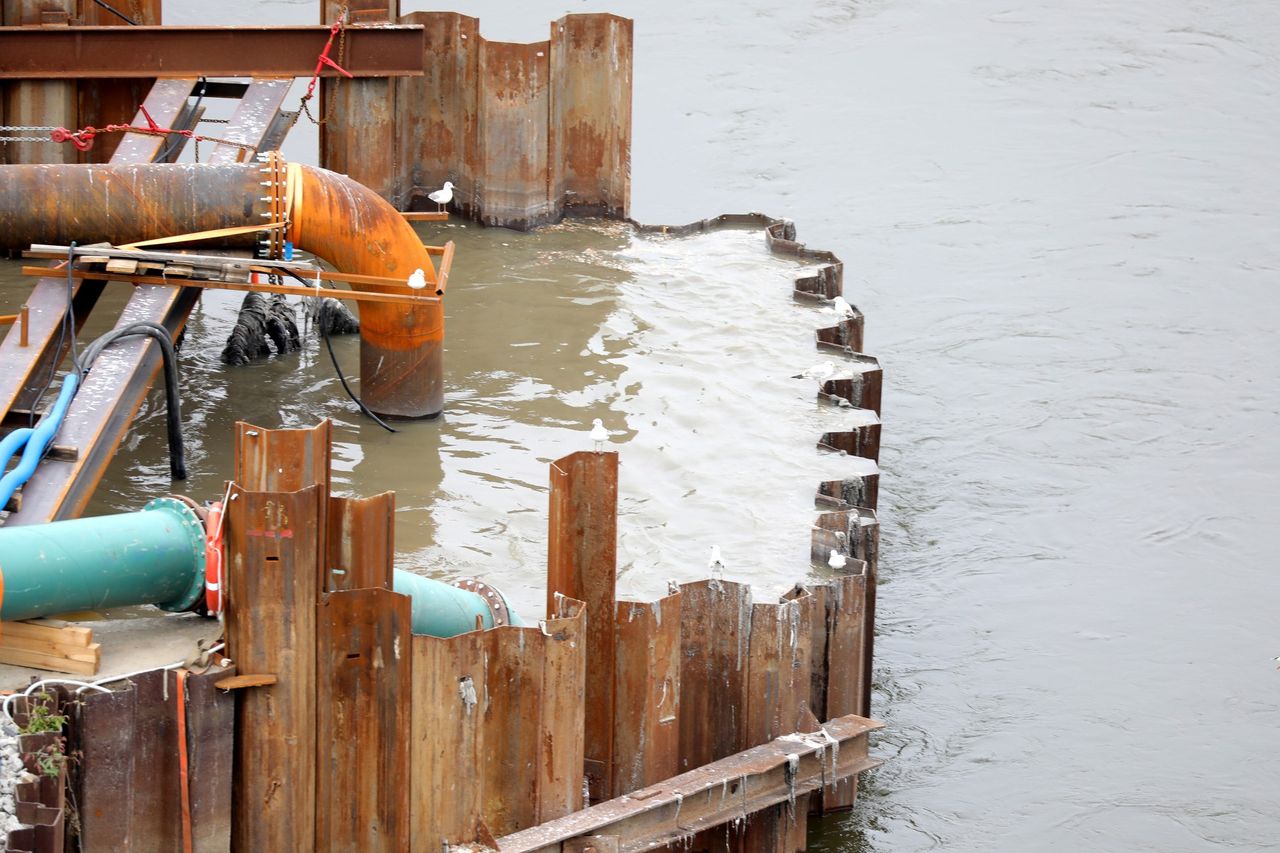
(0, 161, 444, 418)
(0, 25, 426, 79)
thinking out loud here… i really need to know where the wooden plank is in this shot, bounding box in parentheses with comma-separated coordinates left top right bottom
(410, 631, 486, 849)
(494, 714, 883, 853)
(400, 211, 449, 221)
(326, 491, 395, 592)
(546, 450, 619, 802)
(20, 266, 443, 307)
(315, 588, 412, 852)
(225, 484, 322, 851)
(611, 593, 681, 798)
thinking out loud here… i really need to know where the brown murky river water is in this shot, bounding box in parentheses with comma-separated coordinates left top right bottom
(4, 0, 1279, 849)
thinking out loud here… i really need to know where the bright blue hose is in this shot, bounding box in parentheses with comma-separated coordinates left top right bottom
(0, 374, 78, 511)
(0, 427, 34, 481)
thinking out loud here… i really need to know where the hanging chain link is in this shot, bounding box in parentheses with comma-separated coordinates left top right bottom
(0, 125, 59, 144)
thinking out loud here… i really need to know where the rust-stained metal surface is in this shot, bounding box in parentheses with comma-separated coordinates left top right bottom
(208, 78, 291, 164)
(74, 666, 237, 852)
(805, 574, 868, 812)
(375, 12, 631, 228)
(224, 484, 323, 851)
(546, 449, 618, 800)
(326, 491, 395, 591)
(611, 592, 682, 797)
(234, 419, 332, 494)
(315, 587, 411, 851)
(489, 714, 883, 853)
(0, 26, 428, 79)
(409, 597, 587, 848)
(549, 15, 632, 219)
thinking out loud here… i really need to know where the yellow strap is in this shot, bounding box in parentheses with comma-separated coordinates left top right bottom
(119, 222, 287, 251)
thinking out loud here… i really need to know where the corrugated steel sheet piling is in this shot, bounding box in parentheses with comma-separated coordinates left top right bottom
(328, 11, 633, 227)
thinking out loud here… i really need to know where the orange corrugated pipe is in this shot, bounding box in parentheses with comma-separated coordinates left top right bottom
(0, 159, 444, 417)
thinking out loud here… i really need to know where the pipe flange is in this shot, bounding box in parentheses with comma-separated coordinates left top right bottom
(259, 150, 288, 260)
(451, 578, 511, 628)
(143, 496, 207, 614)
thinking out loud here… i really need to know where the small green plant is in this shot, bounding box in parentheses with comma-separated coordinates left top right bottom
(18, 692, 67, 735)
(34, 743, 64, 778)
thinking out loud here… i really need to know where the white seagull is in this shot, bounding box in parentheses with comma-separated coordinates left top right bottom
(794, 361, 838, 381)
(708, 545, 725, 579)
(590, 418, 609, 453)
(407, 268, 427, 291)
(828, 548, 847, 570)
(428, 181, 454, 213)
(830, 296, 855, 318)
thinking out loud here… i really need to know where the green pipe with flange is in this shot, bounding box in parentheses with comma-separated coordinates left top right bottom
(0, 498, 524, 636)
(0, 497, 206, 622)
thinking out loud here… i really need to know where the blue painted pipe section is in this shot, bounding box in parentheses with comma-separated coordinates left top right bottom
(393, 569, 526, 636)
(0, 374, 77, 512)
(0, 427, 33, 482)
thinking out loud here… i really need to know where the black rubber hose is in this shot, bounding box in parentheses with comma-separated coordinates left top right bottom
(79, 322, 187, 479)
(272, 266, 397, 434)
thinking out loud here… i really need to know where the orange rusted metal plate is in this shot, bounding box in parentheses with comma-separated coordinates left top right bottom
(611, 592, 681, 797)
(327, 491, 395, 591)
(808, 572, 868, 812)
(409, 630, 487, 849)
(677, 579, 753, 771)
(234, 419, 333, 493)
(315, 588, 412, 851)
(477, 39, 552, 229)
(225, 484, 323, 851)
(816, 473, 879, 513)
(547, 450, 618, 801)
(536, 596, 588, 823)
(549, 15, 632, 219)
(409, 600, 588, 847)
(817, 422, 882, 463)
(76, 685, 137, 850)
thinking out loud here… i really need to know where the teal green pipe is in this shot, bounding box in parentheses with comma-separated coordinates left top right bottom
(0, 497, 206, 622)
(393, 570, 525, 635)
(0, 497, 524, 635)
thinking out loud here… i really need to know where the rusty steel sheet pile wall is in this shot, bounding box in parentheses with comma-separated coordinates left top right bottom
(220, 420, 589, 850)
(327, 11, 632, 229)
(409, 596, 587, 848)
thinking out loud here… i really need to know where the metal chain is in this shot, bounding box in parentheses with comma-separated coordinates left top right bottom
(299, 6, 348, 127)
(1, 125, 58, 141)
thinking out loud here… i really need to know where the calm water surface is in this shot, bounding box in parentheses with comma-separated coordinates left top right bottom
(8, 0, 1280, 849)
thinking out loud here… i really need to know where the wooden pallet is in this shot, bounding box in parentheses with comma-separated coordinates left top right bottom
(0, 618, 101, 675)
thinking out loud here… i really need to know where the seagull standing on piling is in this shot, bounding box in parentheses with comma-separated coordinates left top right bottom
(428, 181, 454, 213)
(708, 545, 725, 579)
(831, 296, 855, 318)
(828, 549, 848, 570)
(590, 418, 609, 453)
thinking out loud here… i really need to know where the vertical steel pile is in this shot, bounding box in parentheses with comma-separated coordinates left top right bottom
(322, 6, 632, 228)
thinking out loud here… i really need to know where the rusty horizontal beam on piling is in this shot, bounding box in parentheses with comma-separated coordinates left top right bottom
(493, 714, 882, 853)
(0, 26, 426, 79)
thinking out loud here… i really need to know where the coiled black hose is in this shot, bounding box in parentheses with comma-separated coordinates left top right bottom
(79, 321, 187, 479)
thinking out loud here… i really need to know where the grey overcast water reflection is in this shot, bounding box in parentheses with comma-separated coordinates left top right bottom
(4, 0, 1279, 849)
